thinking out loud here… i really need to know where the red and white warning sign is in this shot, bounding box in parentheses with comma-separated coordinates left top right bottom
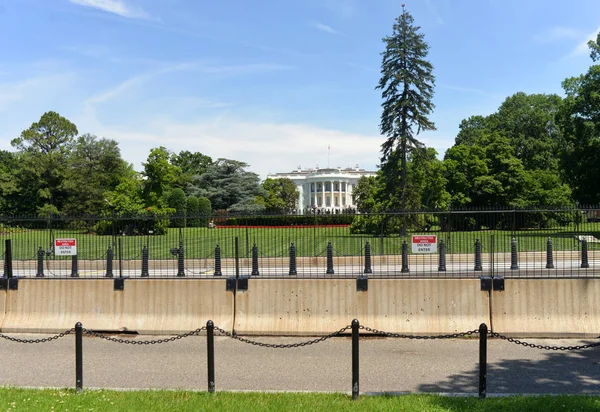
(54, 238, 77, 256)
(412, 235, 437, 254)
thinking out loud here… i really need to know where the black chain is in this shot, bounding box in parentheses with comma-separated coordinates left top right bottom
(490, 332, 600, 351)
(359, 325, 479, 339)
(82, 327, 206, 345)
(0, 328, 74, 343)
(213, 325, 351, 348)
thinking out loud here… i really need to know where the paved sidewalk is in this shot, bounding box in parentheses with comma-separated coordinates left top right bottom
(1, 332, 600, 395)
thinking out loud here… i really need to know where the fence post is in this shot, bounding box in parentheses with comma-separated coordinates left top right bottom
(75, 322, 83, 392)
(251, 244, 260, 276)
(474, 239, 483, 271)
(118, 237, 123, 279)
(479, 323, 487, 399)
(214, 245, 222, 276)
(177, 242, 185, 277)
(207, 320, 215, 393)
(235, 237, 239, 279)
(36, 246, 45, 277)
(326, 241, 334, 275)
(71, 255, 79, 278)
(581, 239, 590, 269)
(363, 242, 372, 274)
(141, 246, 149, 277)
(352, 319, 360, 400)
(105, 246, 114, 278)
(438, 239, 446, 272)
(5, 239, 12, 278)
(546, 237, 554, 269)
(401, 240, 409, 273)
(289, 243, 298, 276)
(510, 237, 518, 270)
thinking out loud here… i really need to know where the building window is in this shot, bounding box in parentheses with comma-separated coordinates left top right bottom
(335, 197, 339, 207)
(325, 182, 331, 191)
(342, 183, 346, 192)
(317, 183, 322, 191)
(311, 183, 315, 192)
(334, 182, 339, 191)
(326, 196, 331, 207)
(342, 196, 346, 206)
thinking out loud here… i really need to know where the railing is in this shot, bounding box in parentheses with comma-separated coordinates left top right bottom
(2, 320, 599, 399)
(1, 208, 599, 278)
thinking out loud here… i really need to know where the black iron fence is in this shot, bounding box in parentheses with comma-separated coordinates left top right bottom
(1, 320, 599, 399)
(1, 207, 599, 278)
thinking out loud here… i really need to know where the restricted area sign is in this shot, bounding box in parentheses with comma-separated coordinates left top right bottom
(55, 238, 77, 256)
(412, 235, 437, 254)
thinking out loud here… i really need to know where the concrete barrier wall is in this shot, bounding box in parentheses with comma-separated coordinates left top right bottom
(235, 279, 489, 335)
(1, 279, 233, 334)
(491, 279, 600, 337)
(0, 290, 5, 330)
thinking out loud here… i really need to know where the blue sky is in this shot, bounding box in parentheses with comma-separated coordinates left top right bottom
(1, 0, 598, 179)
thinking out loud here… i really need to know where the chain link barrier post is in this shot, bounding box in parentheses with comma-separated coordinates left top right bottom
(479, 323, 487, 399)
(75, 322, 83, 392)
(141, 245, 149, 277)
(581, 239, 590, 269)
(363, 242, 372, 274)
(235, 237, 240, 279)
(105, 246, 114, 278)
(71, 255, 79, 278)
(207, 320, 215, 393)
(289, 243, 297, 276)
(401, 240, 409, 273)
(214, 245, 222, 276)
(177, 242, 185, 277)
(36, 246, 45, 277)
(438, 239, 446, 272)
(5, 239, 13, 278)
(326, 241, 335, 275)
(546, 237, 554, 269)
(251, 244, 260, 276)
(351, 319, 360, 400)
(474, 239, 482, 271)
(510, 237, 518, 270)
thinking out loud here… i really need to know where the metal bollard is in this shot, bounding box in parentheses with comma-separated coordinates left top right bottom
(581, 239, 590, 269)
(75, 322, 83, 392)
(352, 319, 360, 400)
(140, 246, 149, 277)
(289, 243, 298, 276)
(510, 237, 519, 270)
(438, 239, 446, 272)
(177, 242, 185, 277)
(71, 255, 79, 277)
(479, 323, 487, 399)
(105, 246, 114, 278)
(214, 245, 222, 276)
(401, 240, 409, 273)
(251, 244, 260, 276)
(474, 239, 483, 271)
(207, 320, 215, 393)
(363, 242, 373, 274)
(546, 237, 554, 269)
(326, 241, 335, 274)
(36, 246, 45, 277)
(4, 239, 13, 278)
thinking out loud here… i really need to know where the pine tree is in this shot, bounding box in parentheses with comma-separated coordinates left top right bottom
(377, 5, 436, 211)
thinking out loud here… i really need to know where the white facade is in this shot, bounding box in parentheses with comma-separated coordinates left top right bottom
(267, 166, 378, 214)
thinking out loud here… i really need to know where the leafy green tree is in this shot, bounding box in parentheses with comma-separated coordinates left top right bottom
(189, 158, 266, 212)
(0, 150, 20, 215)
(11, 111, 78, 214)
(376, 5, 435, 211)
(557, 34, 600, 204)
(186, 195, 200, 227)
(352, 175, 381, 213)
(167, 188, 187, 227)
(171, 150, 212, 177)
(142, 147, 182, 206)
(63, 134, 130, 216)
(197, 196, 212, 227)
(261, 178, 299, 214)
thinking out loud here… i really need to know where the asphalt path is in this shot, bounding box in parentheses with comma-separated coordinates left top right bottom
(1, 332, 600, 395)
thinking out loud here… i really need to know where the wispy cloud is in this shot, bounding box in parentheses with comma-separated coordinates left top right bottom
(312, 21, 343, 35)
(68, 0, 151, 20)
(569, 27, 600, 58)
(424, 0, 444, 25)
(534, 26, 583, 44)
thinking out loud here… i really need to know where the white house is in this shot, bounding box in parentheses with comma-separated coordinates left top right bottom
(267, 165, 378, 214)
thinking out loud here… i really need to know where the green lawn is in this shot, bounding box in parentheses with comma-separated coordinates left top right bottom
(1, 224, 599, 260)
(0, 388, 598, 412)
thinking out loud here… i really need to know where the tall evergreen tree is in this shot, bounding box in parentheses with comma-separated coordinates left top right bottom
(376, 5, 435, 211)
